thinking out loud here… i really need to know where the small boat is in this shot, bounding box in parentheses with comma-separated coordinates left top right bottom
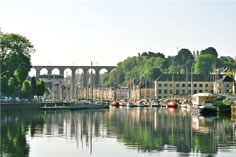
(168, 101, 177, 107)
(126, 102, 137, 107)
(181, 99, 192, 108)
(111, 101, 120, 107)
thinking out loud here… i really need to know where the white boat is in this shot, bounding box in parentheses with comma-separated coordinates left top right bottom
(191, 93, 217, 114)
(126, 102, 137, 107)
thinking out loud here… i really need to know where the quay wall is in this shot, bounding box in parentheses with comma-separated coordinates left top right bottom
(0, 102, 41, 112)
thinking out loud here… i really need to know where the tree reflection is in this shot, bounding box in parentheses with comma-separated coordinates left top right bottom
(1, 108, 236, 156)
(1, 111, 45, 157)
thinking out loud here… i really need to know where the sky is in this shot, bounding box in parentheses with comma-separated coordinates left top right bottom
(0, 0, 235, 66)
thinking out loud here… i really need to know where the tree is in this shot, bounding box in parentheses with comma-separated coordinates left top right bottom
(174, 48, 194, 73)
(144, 67, 161, 80)
(31, 77, 37, 97)
(7, 77, 16, 96)
(0, 33, 34, 96)
(21, 80, 31, 98)
(194, 54, 217, 74)
(1, 75, 8, 95)
(36, 80, 46, 96)
(14, 65, 29, 85)
(140, 51, 165, 58)
(200, 47, 218, 58)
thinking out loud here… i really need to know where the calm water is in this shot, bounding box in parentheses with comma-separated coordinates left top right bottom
(1, 107, 236, 157)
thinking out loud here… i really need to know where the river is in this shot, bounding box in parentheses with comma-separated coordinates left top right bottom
(1, 107, 236, 157)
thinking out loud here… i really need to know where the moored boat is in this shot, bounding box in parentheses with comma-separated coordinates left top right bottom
(168, 101, 178, 107)
(111, 101, 120, 107)
(191, 93, 217, 115)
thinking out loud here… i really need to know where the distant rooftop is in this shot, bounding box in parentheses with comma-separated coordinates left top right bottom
(155, 74, 234, 82)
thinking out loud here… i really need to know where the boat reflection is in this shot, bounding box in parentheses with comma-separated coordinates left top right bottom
(1, 108, 236, 157)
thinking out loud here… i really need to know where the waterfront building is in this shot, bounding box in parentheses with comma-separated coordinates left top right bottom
(130, 80, 155, 101)
(116, 87, 129, 100)
(154, 74, 234, 99)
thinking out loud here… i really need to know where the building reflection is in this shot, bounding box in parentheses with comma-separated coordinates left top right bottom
(1, 108, 236, 156)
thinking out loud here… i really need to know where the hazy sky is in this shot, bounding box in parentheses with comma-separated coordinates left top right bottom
(0, 0, 235, 66)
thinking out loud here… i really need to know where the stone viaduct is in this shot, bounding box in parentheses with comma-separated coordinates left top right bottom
(32, 65, 116, 98)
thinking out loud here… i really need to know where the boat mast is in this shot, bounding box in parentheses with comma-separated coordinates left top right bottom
(91, 61, 93, 104)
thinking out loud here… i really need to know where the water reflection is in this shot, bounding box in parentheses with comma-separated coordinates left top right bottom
(1, 107, 236, 157)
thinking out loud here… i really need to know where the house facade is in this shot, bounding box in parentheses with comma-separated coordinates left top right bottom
(154, 74, 234, 99)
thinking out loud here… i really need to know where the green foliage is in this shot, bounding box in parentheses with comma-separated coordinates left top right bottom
(1, 75, 8, 95)
(21, 80, 31, 98)
(194, 54, 217, 74)
(174, 48, 194, 73)
(7, 77, 16, 96)
(36, 80, 46, 96)
(139, 51, 165, 58)
(31, 77, 37, 96)
(102, 47, 232, 87)
(0, 32, 34, 96)
(200, 47, 218, 57)
(14, 65, 29, 85)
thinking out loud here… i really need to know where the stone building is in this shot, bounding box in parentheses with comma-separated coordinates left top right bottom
(154, 74, 234, 99)
(130, 80, 155, 101)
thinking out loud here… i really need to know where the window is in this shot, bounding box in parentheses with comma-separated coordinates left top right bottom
(164, 84, 168, 87)
(227, 84, 229, 87)
(170, 90, 173, 94)
(158, 90, 162, 94)
(188, 90, 191, 94)
(158, 83, 162, 87)
(164, 89, 167, 94)
(194, 90, 197, 94)
(199, 84, 203, 87)
(199, 90, 202, 93)
(176, 90, 179, 95)
(194, 84, 197, 87)
(170, 84, 172, 87)
(188, 84, 191, 87)
(205, 84, 208, 87)
(211, 90, 213, 93)
(182, 84, 185, 87)
(182, 90, 185, 94)
(176, 84, 179, 87)
(158, 96, 162, 99)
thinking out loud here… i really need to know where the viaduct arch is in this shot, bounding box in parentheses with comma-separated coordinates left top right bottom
(32, 65, 116, 98)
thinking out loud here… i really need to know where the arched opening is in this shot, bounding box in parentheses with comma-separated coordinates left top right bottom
(40, 68, 48, 75)
(99, 68, 109, 86)
(29, 68, 36, 77)
(75, 69, 84, 85)
(63, 68, 72, 101)
(75, 68, 84, 99)
(63, 68, 72, 78)
(87, 68, 96, 87)
(52, 68, 60, 75)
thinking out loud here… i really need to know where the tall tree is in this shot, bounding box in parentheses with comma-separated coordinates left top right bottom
(36, 80, 46, 97)
(0, 33, 35, 96)
(174, 48, 194, 73)
(194, 54, 217, 74)
(21, 80, 31, 98)
(31, 77, 37, 97)
(200, 47, 218, 58)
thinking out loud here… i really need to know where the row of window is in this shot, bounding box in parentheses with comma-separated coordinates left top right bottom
(158, 83, 212, 88)
(158, 89, 214, 95)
